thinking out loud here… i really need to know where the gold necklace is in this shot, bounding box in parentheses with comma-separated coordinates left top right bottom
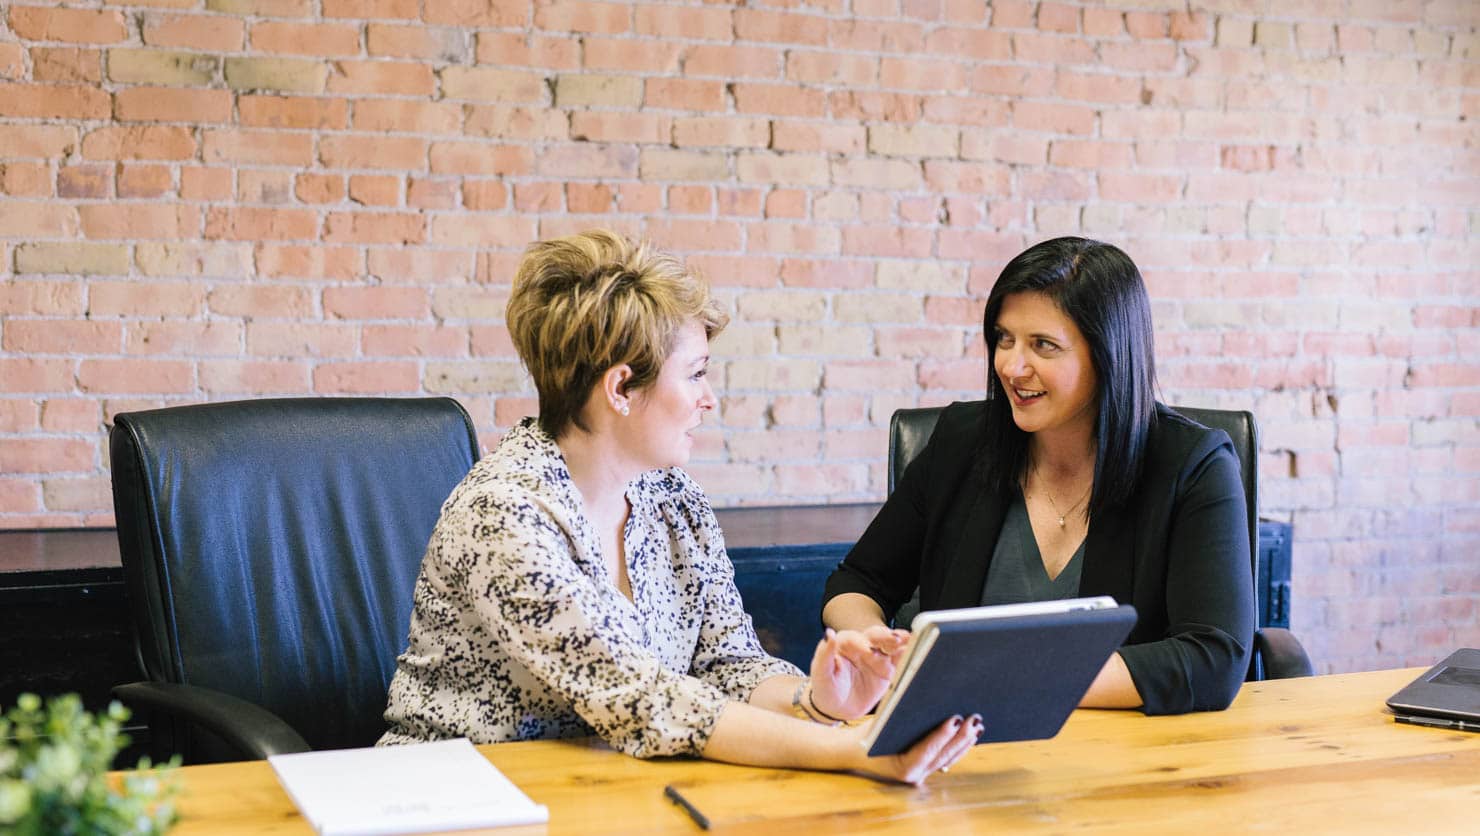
(1039, 484, 1091, 529)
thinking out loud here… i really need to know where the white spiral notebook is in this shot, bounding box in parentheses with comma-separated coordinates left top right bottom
(268, 738, 549, 835)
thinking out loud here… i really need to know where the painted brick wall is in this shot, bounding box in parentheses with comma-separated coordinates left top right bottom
(0, 0, 1476, 674)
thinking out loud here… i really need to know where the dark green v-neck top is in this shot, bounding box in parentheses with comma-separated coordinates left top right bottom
(979, 496, 1084, 605)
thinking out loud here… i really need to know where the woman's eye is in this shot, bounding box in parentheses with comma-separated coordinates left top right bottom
(1034, 339, 1060, 352)
(994, 332, 1012, 347)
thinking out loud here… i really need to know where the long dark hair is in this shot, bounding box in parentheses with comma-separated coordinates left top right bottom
(980, 237, 1157, 517)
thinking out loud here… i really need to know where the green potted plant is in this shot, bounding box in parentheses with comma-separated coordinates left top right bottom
(0, 693, 179, 835)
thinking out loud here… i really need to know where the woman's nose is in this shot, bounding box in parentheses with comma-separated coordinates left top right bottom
(999, 345, 1028, 378)
(698, 379, 717, 411)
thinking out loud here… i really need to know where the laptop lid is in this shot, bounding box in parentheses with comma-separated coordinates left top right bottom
(1385, 648, 1480, 722)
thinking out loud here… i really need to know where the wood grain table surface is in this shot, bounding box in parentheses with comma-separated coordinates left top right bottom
(153, 667, 1478, 835)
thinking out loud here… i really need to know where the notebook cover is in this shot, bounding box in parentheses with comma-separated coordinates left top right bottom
(268, 738, 549, 835)
(864, 604, 1137, 756)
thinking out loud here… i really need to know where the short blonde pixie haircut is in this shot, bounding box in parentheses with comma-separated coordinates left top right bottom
(506, 229, 728, 440)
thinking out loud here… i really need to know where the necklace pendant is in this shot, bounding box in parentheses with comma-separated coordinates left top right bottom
(1056, 515, 1066, 528)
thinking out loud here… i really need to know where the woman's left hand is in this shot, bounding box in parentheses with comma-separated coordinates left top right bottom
(808, 626, 912, 721)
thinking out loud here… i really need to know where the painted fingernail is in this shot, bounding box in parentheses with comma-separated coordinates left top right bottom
(951, 716, 963, 729)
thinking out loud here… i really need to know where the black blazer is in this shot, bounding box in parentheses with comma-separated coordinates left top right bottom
(823, 401, 1255, 715)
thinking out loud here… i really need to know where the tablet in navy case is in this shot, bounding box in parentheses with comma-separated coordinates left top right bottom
(864, 598, 1138, 756)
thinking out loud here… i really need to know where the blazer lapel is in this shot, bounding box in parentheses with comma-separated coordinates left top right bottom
(933, 481, 1007, 610)
(1080, 503, 1134, 603)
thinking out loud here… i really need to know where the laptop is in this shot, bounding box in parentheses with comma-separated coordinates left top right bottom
(1385, 648, 1480, 732)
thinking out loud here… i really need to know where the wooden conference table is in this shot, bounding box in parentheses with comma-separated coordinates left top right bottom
(159, 668, 1476, 834)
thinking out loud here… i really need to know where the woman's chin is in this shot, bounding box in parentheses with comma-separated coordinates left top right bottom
(1008, 407, 1036, 433)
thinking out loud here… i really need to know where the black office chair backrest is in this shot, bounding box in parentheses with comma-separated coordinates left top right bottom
(1164, 406, 1258, 560)
(110, 397, 478, 755)
(887, 404, 1258, 557)
(887, 406, 945, 496)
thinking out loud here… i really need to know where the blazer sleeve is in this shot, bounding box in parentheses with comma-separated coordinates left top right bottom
(1118, 442, 1256, 714)
(821, 419, 939, 623)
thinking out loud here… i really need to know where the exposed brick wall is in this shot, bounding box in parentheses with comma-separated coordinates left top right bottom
(0, 1, 1476, 674)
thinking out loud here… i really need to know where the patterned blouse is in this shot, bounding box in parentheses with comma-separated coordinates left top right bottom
(379, 418, 801, 758)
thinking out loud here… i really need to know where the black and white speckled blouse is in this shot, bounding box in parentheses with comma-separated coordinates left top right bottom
(379, 418, 801, 758)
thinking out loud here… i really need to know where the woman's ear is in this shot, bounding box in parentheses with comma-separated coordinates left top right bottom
(601, 364, 634, 416)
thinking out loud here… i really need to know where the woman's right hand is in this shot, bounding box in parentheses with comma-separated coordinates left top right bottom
(850, 713, 983, 785)
(809, 626, 912, 721)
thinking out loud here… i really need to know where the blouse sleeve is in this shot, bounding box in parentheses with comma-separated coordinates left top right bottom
(451, 486, 732, 759)
(677, 484, 804, 695)
(1118, 443, 1256, 714)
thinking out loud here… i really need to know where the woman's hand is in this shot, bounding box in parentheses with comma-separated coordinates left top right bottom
(852, 713, 983, 785)
(808, 626, 912, 721)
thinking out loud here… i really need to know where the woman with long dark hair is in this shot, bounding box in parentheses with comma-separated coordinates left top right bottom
(822, 237, 1255, 714)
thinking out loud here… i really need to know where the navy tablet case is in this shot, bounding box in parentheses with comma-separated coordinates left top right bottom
(865, 603, 1138, 756)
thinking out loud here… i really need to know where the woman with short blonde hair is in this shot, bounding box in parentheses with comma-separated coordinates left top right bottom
(383, 230, 977, 784)
(506, 229, 727, 439)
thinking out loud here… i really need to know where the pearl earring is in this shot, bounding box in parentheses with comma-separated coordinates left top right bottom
(618, 403, 629, 416)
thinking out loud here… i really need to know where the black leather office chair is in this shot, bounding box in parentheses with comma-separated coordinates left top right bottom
(109, 397, 479, 763)
(888, 404, 1313, 681)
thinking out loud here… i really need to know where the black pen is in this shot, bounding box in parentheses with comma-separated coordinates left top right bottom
(664, 784, 711, 830)
(1394, 714, 1480, 733)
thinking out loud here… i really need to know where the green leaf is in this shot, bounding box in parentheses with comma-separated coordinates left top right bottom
(1, 693, 180, 835)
